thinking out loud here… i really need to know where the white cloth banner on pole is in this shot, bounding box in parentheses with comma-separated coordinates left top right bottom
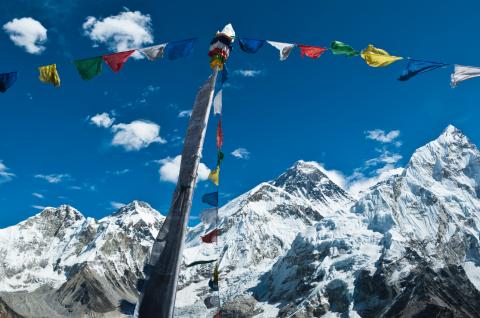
(213, 89, 223, 115)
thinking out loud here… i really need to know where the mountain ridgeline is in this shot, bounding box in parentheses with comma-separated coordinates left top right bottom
(1, 125, 480, 317)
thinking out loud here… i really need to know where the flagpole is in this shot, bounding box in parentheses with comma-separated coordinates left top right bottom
(138, 66, 219, 318)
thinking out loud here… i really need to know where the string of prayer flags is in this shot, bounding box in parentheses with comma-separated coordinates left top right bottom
(0, 72, 17, 93)
(208, 265, 219, 291)
(103, 50, 135, 73)
(139, 44, 167, 61)
(204, 295, 220, 309)
(398, 59, 447, 81)
(267, 41, 295, 61)
(213, 89, 223, 115)
(217, 151, 224, 166)
(216, 120, 223, 149)
(164, 38, 197, 60)
(450, 65, 480, 87)
(213, 312, 221, 318)
(209, 28, 234, 70)
(298, 45, 328, 59)
(200, 208, 218, 225)
(330, 41, 359, 57)
(208, 166, 220, 186)
(202, 192, 219, 207)
(186, 259, 217, 268)
(201, 228, 220, 243)
(360, 44, 403, 67)
(74, 56, 103, 80)
(238, 38, 266, 54)
(39, 64, 61, 87)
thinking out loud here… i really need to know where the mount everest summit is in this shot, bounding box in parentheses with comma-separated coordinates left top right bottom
(1, 125, 480, 317)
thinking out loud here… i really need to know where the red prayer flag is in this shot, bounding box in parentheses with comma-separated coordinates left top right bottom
(216, 120, 223, 149)
(102, 50, 136, 72)
(298, 45, 327, 59)
(213, 312, 222, 318)
(201, 228, 220, 243)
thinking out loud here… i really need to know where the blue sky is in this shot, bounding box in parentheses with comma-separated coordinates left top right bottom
(1, 0, 480, 227)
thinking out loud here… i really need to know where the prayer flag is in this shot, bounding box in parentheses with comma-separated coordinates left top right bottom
(164, 38, 197, 60)
(139, 44, 166, 61)
(200, 208, 217, 225)
(450, 65, 480, 87)
(186, 259, 217, 267)
(209, 265, 219, 291)
(0, 72, 17, 93)
(204, 296, 220, 309)
(267, 41, 295, 61)
(398, 59, 447, 81)
(360, 44, 402, 67)
(217, 151, 224, 166)
(74, 56, 103, 80)
(298, 45, 327, 59)
(201, 228, 220, 243)
(209, 279, 219, 291)
(213, 89, 223, 115)
(103, 50, 135, 73)
(216, 120, 223, 149)
(238, 38, 266, 54)
(202, 192, 218, 207)
(213, 312, 221, 318)
(330, 41, 359, 57)
(39, 64, 60, 87)
(221, 23, 235, 39)
(208, 166, 220, 186)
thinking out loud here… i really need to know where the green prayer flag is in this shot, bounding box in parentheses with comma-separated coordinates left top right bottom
(74, 56, 103, 80)
(330, 41, 359, 57)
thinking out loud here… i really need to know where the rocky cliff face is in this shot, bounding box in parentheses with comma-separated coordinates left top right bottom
(1, 126, 480, 318)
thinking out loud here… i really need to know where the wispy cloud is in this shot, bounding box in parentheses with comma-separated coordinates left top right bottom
(82, 9, 153, 59)
(108, 169, 130, 175)
(365, 129, 401, 146)
(31, 205, 48, 210)
(231, 148, 250, 159)
(234, 69, 263, 77)
(178, 110, 192, 118)
(34, 173, 71, 184)
(0, 161, 15, 184)
(3, 17, 47, 54)
(157, 155, 210, 183)
(110, 201, 126, 209)
(32, 192, 44, 199)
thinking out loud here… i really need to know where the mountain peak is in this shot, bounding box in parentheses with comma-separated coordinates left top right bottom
(35, 205, 84, 223)
(106, 200, 163, 227)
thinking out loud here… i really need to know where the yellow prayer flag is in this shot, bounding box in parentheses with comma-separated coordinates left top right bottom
(360, 44, 403, 67)
(208, 166, 220, 186)
(39, 64, 61, 87)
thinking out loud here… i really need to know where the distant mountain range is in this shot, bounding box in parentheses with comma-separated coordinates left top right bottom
(1, 125, 480, 317)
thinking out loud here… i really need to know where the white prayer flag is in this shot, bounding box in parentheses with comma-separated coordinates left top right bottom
(451, 65, 480, 87)
(139, 44, 167, 61)
(267, 41, 295, 61)
(213, 89, 223, 115)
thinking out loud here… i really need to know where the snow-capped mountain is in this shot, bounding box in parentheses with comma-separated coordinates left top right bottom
(1, 125, 480, 318)
(0, 201, 164, 318)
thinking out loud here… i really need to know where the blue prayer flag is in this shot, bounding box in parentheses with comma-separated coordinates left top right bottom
(202, 192, 218, 207)
(398, 59, 447, 81)
(164, 38, 197, 60)
(238, 38, 266, 54)
(0, 72, 18, 93)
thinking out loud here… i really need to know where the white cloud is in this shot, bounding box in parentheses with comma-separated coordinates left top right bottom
(32, 192, 44, 199)
(178, 110, 192, 118)
(158, 155, 210, 183)
(31, 205, 48, 210)
(90, 112, 115, 128)
(317, 163, 347, 189)
(3, 17, 47, 54)
(82, 9, 153, 59)
(231, 148, 250, 160)
(365, 129, 400, 144)
(0, 161, 15, 184)
(234, 69, 263, 77)
(112, 120, 166, 151)
(110, 201, 126, 209)
(34, 173, 71, 184)
(110, 169, 130, 175)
